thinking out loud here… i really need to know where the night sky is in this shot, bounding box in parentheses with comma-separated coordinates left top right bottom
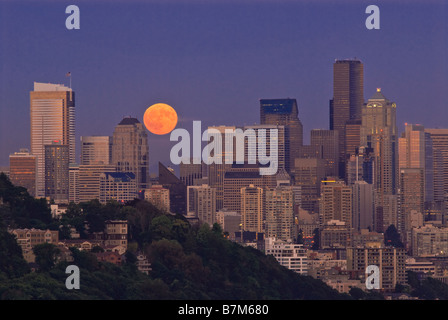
(0, 0, 447, 173)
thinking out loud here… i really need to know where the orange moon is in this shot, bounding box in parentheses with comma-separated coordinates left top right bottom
(143, 103, 178, 135)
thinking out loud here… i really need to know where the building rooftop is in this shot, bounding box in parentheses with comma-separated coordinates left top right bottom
(33, 82, 72, 92)
(118, 117, 140, 125)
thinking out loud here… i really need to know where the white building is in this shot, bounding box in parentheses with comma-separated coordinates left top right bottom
(265, 237, 308, 275)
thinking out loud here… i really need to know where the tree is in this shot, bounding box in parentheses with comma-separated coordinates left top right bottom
(384, 225, 404, 248)
(33, 243, 60, 272)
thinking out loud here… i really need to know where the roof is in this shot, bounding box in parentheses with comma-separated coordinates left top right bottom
(260, 99, 297, 115)
(102, 172, 136, 182)
(368, 88, 389, 101)
(118, 117, 140, 125)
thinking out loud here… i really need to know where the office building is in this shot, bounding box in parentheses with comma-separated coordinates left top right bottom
(360, 89, 398, 232)
(216, 208, 241, 240)
(310, 129, 339, 178)
(112, 117, 149, 192)
(69, 163, 80, 204)
(291, 158, 326, 214)
(158, 162, 187, 215)
(352, 180, 375, 231)
(30, 82, 75, 197)
(398, 168, 424, 245)
(329, 59, 364, 178)
(425, 128, 448, 201)
(80, 136, 112, 165)
(180, 159, 207, 186)
(78, 164, 116, 203)
(9, 149, 36, 197)
(260, 98, 303, 173)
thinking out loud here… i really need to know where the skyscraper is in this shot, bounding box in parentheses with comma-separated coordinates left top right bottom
(425, 128, 448, 202)
(260, 98, 303, 173)
(398, 168, 424, 245)
(265, 186, 295, 242)
(9, 149, 36, 197)
(80, 136, 112, 165)
(360, 89, 398, 232)
(112, 117, 149, 192)
(399, 123, 434, 203)
(30, 82, 75, 197)
(329, 59, 364, 178)
(319, 179, 352, 227)
(187, 184, 217, 226)
(310, 129, 339, 178)
(44, 141, 69, 203)
(158, 162, 187, 215)
(241, 185, 264, 233)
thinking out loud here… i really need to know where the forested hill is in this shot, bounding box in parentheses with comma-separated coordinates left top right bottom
(0, 173, 347, 300)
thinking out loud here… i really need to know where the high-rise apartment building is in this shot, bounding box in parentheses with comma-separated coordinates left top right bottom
(44, 141, 69, 203)
(9, 149, 36, 197)
(329, 59, 364, 178)
(398, 168, 424, 246)
(112, 117, 149, 192)
(265, 186, 295, 242)
(241, 185, 264, 233)
(80, 136, 112, 165)
(145, 184, 170, 212)
(30, 82, 75, 197)
(260, 98, 303, 173)
(319, 179, 352, 227)
(187, 184, 217, 226)
(69, 163, 80, 204)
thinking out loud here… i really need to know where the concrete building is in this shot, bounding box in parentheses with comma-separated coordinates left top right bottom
(216, 208, 241, 240)
(78, 164, 116, 202)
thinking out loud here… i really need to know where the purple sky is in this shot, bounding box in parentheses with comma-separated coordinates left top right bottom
(0, 0, 447, 173)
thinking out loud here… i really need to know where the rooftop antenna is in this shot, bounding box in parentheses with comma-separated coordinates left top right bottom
(66, 72, 72, 89)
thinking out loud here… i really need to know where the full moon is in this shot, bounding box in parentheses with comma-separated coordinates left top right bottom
(143, 103, 178, 135)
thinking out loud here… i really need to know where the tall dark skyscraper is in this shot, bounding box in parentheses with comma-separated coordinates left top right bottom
(260, 98, 303, 173)
(329, 59, 364, 178)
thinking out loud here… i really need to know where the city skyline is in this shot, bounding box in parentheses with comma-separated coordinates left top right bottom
(1, 0, 447, 173)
